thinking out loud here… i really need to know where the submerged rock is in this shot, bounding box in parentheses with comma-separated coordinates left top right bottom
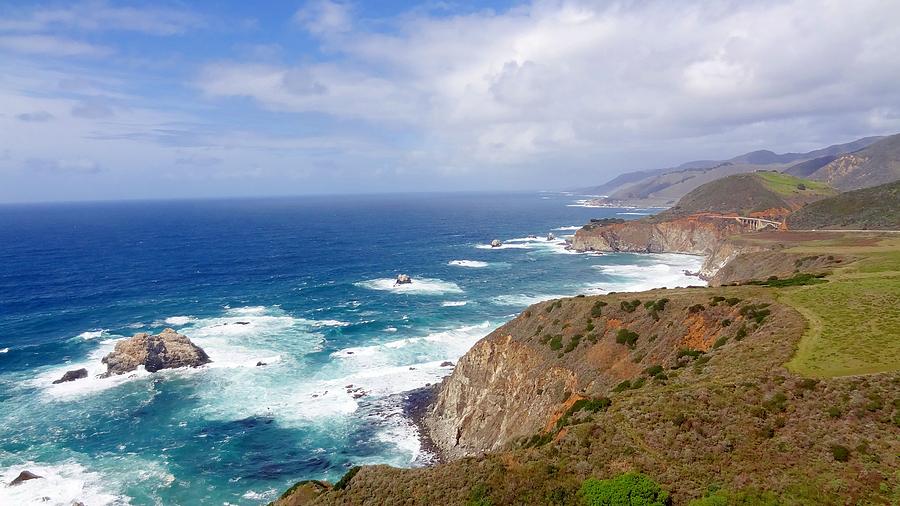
(395, 274, 412, 285)
(51, 368, 88, 384)
(490, 239, 502, 248)
(440, 361, 455, 367)
(9, 470, 42, 486)
(101, 328, 210, 376)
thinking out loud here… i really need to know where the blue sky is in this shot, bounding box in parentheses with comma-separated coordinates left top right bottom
(1, 0, 899, 203)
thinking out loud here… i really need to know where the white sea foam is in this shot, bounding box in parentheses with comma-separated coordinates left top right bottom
(448, 259, 489, 268)
(441, 300, 468, 307)
(475, 242, 531, 249)
(355, 277, 463, 295)
(0, 347, 8, 353)
(242, 489, 278, 500)
(0, 460, 129, 505)
(492, 293, 570, 307)
(77, 329, 106, 340)
(587, 254, 705, 293)
(617, 212, 652, 216)
(553, 225, 582, 231)
(163, 316, 195, 326)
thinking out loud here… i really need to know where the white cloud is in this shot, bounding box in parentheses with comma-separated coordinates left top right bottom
(196, 0, 900, 168)
(0, 1, 203, 35)
(0, 35, 111, 57)
(294, 0, 353, 35)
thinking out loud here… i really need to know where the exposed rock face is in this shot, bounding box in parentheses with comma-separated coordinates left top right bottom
(102, 328, 210, 376)
(427, 291, 770, 459)
(52, 368, 88, 384)
(570, 214, 755, 257)
(395, 274, 412, 285)
(9, 470, 42, 486)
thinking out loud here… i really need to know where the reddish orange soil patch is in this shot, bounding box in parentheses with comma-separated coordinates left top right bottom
(543, 393, 585, 433)
(680, 314, 714, 351)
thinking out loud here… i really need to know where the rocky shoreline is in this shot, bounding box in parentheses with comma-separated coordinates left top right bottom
(402, 384, 445, 465)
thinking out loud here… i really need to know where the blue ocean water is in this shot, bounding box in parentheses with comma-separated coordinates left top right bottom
(0, 193, 702, 505)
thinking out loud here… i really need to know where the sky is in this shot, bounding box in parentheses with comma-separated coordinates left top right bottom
(1, 0, 900, 203)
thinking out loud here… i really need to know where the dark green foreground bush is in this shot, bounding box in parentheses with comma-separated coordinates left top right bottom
(580, 472, 671, 505)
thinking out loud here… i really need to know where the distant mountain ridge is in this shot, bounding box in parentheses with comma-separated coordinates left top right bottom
(785, 133, 900, 190)
(580, 135, 884, 206)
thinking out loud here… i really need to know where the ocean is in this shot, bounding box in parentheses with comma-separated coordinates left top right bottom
(0, 192, 702, 505)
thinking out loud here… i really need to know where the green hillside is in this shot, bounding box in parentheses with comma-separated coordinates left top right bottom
(656, 172, 834, 220)
(786, 180, 900, 230)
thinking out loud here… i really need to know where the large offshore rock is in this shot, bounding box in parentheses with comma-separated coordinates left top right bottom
(102, 328, 210, 376)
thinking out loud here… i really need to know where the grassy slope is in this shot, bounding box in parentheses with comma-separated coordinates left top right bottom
(786, 179, 900, 230)
(778, 235, 900, 377)
(754, 171, 834, 196)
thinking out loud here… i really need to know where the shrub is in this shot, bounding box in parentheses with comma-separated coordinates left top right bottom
(734, 325, 748, 341)
(586, 322, 595, 332)
(631, 377, 646, 389)
(621, 299, 642, 312)
(616, 328, 639, 347)
(831, 444, 850, 462)
(591, 300, 608, 317)
(721, 318, 731, 327)
(797, 378, 818, 390)
(827, 406, 842, 418)
(740, 303, 771, 325)
(334, 466, 361, 490)
(797, 183, 806, 190)
(712, 336, 728, 349)
(468, 483, 492, 506)
(613, 380, 632, 393)
(549, 335, 563, 350)
(564, 334, 583, 353)
(688, 304, 705, 314)
(580, 472, 671, 506)
(643, 298, 669, 311)
(644, 364, 664, 377)
(725, 297, 742, 306)
(677, 348, 704, 359)
(709, 296, 725, 306)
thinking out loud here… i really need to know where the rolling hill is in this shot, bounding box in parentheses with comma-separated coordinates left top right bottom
(786, 179, 900, 230)
(656, 171, 835, 220)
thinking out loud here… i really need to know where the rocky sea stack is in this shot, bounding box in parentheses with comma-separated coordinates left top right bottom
(101, 328, 210, 377)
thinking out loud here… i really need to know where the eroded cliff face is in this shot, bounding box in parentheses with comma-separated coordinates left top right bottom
(426, 291, 761, 458)
(570, 214, 758, 257)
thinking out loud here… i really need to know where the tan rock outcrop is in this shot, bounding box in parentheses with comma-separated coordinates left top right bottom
(102, 328, 210, 376)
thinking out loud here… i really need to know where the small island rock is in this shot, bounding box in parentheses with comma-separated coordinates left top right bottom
(9, 470, 42, 486)
(52, 368, 88, 384)
(395, 274, 412, 285)
(101, 328, 211, 377)
(490, 239, 502, 248)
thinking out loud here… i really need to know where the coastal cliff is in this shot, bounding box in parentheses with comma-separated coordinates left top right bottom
(426, 290, 763, 458)
(570, 214, 754, 257)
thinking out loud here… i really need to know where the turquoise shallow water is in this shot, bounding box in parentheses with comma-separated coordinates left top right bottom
(0, 193, 702, 505)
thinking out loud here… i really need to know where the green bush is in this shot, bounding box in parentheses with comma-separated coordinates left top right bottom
(468, 483, 492, 506)
(644, 364, 664, 377)
(564, 334, 583, 353)
(616, 328, 639, 347)
(688, 304, 705, 314)
(549, 335, 563, 350)
(721, 318, 731, 327)
(621, 299, 642, 313)
(580, 472, 671, 506)
(591, 301, 608, 317)
(734, 325, 748, 341)
(725, 297, 742, 306)
(827, 406, 842, 418)
(689, 488, 780, 505)
(631, 377, 646, 389)
(831, 444, 850, 462)
(709, 296, 725, 306)
(613, 380, 632, 393)
(334, 466, 361, 490)
(677, 348, 704, 359)
(713, 336, 728, 349)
